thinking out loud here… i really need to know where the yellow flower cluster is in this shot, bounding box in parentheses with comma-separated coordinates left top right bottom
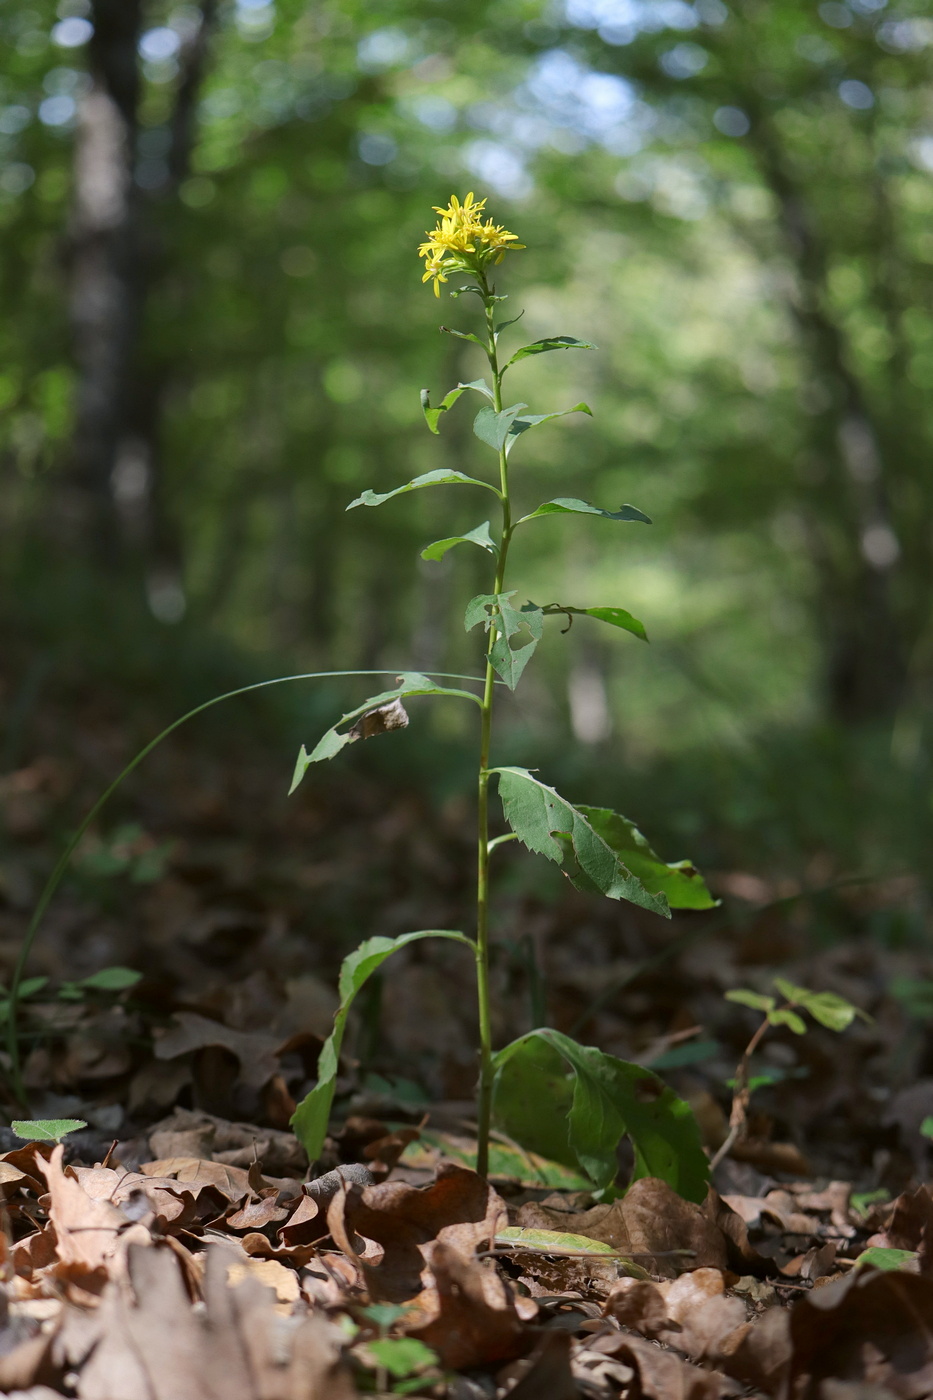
(418, 192, 524, 296)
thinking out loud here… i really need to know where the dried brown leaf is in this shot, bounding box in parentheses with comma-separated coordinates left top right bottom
(406, 1240, 537, 1370)
(326, 1160, 506, 1302)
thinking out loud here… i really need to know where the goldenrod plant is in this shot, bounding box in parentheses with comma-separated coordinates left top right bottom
(289, 194, 717, 1198)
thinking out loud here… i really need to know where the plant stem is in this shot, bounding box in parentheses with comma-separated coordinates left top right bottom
(474, 278, 513, 1178)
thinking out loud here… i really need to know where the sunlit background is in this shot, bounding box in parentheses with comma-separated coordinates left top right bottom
(2, 0, 933, 926)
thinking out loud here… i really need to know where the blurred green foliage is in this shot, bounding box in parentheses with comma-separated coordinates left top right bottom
(1, 0, 932, 901)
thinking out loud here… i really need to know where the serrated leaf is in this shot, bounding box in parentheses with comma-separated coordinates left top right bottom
(855, 1246, 918, 1272)
(291, 930, 473, 1161)
(767, 1008, 808, 1034)
(773, 978, 868, 1031)
(517, 498, 652, 526)
(78, 966, 143, 992)
(505, 404, 593, 457)
(421, 520, 498, 562)
(12, 1118, 87, 1143)
(290, 673, 482, 793)
(576, 807, 717, 910)
(505, 336, 596, 368)
(725, 989, 776, 1013)
(347, 468, 498, 509)
(491, 767, 671, 918)
(491, 1028, 709, 1201)
(473, 402, 527, 451)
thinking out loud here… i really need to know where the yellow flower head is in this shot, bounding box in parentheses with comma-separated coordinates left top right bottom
(418, 192, 523, 294)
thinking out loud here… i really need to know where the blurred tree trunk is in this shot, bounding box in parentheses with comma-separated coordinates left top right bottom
(68, 0, 143, 561)
(744, 109, 907, 725)
(68, 0, 216, 617)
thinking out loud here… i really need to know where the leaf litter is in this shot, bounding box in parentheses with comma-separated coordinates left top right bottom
(4, 691, 933, 1393)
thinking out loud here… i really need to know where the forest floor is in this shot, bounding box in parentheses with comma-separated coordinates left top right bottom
(0, 674, 931, 1398)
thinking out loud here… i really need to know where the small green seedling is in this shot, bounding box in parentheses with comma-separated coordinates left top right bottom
(354, 1305, 440, 1396)
(288, 192, 717, 1195)
(12, 1118, 87, 1143)
(713, 978, 870, 1169)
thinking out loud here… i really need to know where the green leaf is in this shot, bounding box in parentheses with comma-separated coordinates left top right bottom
(490, 608, 543, 690)
(12, 1118, 87, 1143)
(439, 326, 485, 348)
(364, 1338, 439, 1379)
(922, 1116, 933, 1140)
(772, 979, 869, 1032)
(473, 402, 527, 451)
(505, 336, 596, 368)
(505, 404, 593, 457)
(17, 977, 48, 1000)
(491, 768, 671, 918)
(492, 1028, 709, 1202)
(419, 381, 493, 433)
(851, 1189, 889, 1217)
(767, 1008, 808, 1035)
(495, 1226, 627, 1258)
(539, 604, 648, 642)
(577, 807, 717, 910)
(464, 594, 543, 690)
(494, 310, 525, 337)
(517, 498, 652, 526)
(725, 990, 776, 1013)
(855, 1247, 918, 1272)
(346, 469, 498, 510)
(421, 520, 498, 563)
(78, 966, 142, 992)
(290, 673, 482, 793)
(291, 930, 474, 1162)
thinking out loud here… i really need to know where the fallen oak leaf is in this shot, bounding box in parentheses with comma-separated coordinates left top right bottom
(37, 1145, 128, 1277)
(63, 1243, 356, 1400)
(153, 1013, 282, 1092)
(405, 1240, 538, 1370)
(139, 1156, 253, 1203)
(326, 1160, 507, 1302)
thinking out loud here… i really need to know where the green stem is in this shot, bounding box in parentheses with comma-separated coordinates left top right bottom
(3, 667, 484, 1113)
(474, 276, 514, 1177)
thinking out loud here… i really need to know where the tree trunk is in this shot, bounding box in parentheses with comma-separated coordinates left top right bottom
(68, 0, 143, 560)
